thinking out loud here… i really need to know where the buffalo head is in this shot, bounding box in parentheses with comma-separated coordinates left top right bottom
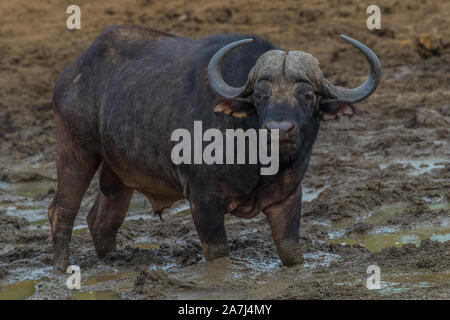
(208, 35, 381, 163)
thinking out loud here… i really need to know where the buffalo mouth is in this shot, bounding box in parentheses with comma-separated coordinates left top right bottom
(279, 139, 297, 151)
(278, 138, 299, 160)
(267, 135, 298, 148)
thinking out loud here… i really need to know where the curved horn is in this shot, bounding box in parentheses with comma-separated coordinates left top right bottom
(322, 35, 382, 103)
(208, 38, 254, 99)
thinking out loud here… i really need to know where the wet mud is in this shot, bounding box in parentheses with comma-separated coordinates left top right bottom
(0, 0, 449, 299)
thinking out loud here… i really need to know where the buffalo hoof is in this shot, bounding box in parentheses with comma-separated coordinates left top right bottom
(52, 233, 71, 272)
(276, 239, 304, 267)
(201, 242, 230, 261)
(53, 250, 70, 272)
(92, 237, 117, 259)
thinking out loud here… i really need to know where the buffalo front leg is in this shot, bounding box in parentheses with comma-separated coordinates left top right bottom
(189, 196, 229, 261)
(263, 185, 303, 266)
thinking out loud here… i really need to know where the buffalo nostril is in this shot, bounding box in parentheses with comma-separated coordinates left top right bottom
(264, 121, 294, 133)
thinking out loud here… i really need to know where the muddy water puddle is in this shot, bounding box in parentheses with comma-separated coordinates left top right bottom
(0, 265, 54, 300)
(376, 158, 448, 176)
(328, 228, 450, 252)
(0, 280, 40, 300)
(0, 181, 53, 230)
(1, 200, 48, 225)
(131, 241, 160, 250)
(37, 251, 340, 299)
(0, 181, 55, 198)
(71, 270, 138, 300)
(425, 195, 450, 211)
(303, 186, 327, 202)
(377, 272, 450, 295)
(1, 179, 448, 299)
(0, 257, 277, 300)
(73, 290, 122, 300)
(0, 266, 139, 300)
(1, 238, 447, 300)
(325, 201, 449, 252)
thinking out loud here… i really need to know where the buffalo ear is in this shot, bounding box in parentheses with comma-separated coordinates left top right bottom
(319, 99, 355, 121)
(214, 99, 255, 118)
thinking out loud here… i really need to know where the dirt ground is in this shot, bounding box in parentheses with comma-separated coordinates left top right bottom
(0, 0, 449, 300)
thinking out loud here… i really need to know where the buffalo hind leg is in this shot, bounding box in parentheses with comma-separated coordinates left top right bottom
(263, 185, 303, 266)
(189, 195, 229, 261)
(48, 113, 101, 271)
(87, 163, 134, 258)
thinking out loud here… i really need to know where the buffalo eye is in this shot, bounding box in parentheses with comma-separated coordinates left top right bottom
(252, 92, 268, 104)
(303, 93, 314, 105)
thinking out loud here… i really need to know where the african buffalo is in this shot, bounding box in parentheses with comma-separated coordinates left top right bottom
(49, 26, 381, 270)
